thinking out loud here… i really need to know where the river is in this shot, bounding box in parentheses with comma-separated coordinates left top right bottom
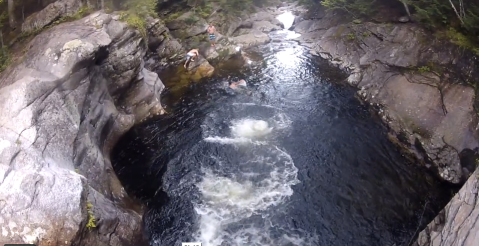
(111, 12, 454, 246)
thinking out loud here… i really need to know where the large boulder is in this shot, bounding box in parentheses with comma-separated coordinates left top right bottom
(231, 30, 271, 49)
(166, 11, 208, 39)
(184, 55, 215, 81)
(0, 11, 163, 245)
(21, 0, 97, 33)
(145, 17, 184, 68)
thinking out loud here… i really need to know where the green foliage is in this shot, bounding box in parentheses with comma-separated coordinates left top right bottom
(0, 11, 7, 29)
(462, 4, 479, 34)
(215, 0, 256, 15)
(196, 2, 213, 18)
(86, 202, 96, 230)
(165, 11, 183, 22)
(184, 15, 199, 25)
(119, 0, 158, 39)
(0, 50, 11, 73)
(120, 12, 147, 38)
(321, 0, 479, 55)
(321, 0, 377, 17)
(409, 0, 451, 27)
(417, 66, 431, 73)
(123, 0, 158, 19)
(346, 32, 356, 40)
(438, 28, 479, 55)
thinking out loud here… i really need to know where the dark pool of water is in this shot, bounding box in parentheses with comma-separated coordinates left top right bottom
(112, 30, 454, 246)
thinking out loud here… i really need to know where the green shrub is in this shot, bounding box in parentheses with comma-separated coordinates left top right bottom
(120, 12, 147, 38)
(441, 28, 479, 55)
(119, 0, 158, 39)
(347, 33, 356, 40)
(417, 66, 431, 73)
(184, 15, 199, 25)
(86, 202, 96, 230)
(321, 0, 377, 17)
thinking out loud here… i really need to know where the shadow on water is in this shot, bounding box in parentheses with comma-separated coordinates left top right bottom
(112, 29, 457, 246)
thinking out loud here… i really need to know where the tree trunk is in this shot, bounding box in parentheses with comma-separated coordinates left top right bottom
(8, 0, 16, 29)
(400, 0, 411, 18)
(448, 0, 465, 24)
(101, 0, 104, 10)
(0, 31, 4, 56)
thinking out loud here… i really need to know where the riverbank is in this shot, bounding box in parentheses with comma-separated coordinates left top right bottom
(287, 3, 479, 246)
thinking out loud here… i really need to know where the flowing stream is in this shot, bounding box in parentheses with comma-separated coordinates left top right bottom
(112, 12, 454, 246)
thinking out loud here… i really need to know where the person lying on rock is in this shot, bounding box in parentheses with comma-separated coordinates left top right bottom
(184, 49, 199, 69)
(207, 23, 216, 47)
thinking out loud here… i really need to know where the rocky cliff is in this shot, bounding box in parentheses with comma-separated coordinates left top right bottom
(0, 0, 289, 243)
(291, 5, 479, 246)
(0, 12, 164, 245)
(293, 6, 479, 185)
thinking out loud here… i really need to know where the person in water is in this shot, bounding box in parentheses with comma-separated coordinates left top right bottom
(184, 49, 199, 69)
(207, 24, 216, 47)
(229, 79, 247, 89)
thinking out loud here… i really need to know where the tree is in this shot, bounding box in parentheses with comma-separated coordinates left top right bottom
(398, 0, 411, 18)
(8, 0, 15, 28)
(321, 0, 376, 17)
(448, 0, 464, 24)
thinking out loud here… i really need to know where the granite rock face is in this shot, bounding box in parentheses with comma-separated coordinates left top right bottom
(0, 12, 163, 246)
(414, 170, 479, 246)
(21, 0, 99, 33)
(293, 9, 479, 185)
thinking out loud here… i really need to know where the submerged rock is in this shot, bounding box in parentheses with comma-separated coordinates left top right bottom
(0, 11, 163, 245)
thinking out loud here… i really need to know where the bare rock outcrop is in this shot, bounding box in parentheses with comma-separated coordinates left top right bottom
(21, 0, 100, 33)
(294, 9, 479, 185)
(414, 170, 479, 246)
(0, 11, 164, 246)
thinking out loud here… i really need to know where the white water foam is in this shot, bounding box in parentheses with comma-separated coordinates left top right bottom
(231, 119, 273, 139)
(276, 11, 295, 30)
(194, 105, 302, 245)
(193, 146, 300, 245)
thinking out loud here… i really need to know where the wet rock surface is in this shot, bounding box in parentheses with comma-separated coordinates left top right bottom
(0, 12, 162, 245)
